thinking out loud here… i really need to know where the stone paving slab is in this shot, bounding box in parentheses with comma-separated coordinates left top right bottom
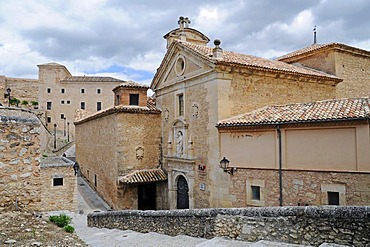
(196, 236, 251, 247)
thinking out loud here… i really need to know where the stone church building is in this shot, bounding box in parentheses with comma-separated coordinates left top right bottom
(76, 17, 369, 210)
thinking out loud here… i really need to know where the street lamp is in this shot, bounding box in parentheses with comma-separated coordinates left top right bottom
(53, 124, 57, 149)
(63, 116, 66, 136)
(219, 157, 236, 175)
(5, 88, 11, 107)
(67, 122, 70, 142)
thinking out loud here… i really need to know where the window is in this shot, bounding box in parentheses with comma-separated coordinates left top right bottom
(61, 100, 65, 104)
(129, 94, 139, 106)
(61, 114, 65, 119)
(328, 192, 340, 205)
(47, 117, 51, 123)
(178, 94, 184, 116)
(80, 102, 85, 110)
(47, 88, 51, 93)
(246, 179, 265, 207)
(47, 102, 52, 110)
(53, 177, 63, 186)
(97, 102, 102, 111)
(251, 186, 261, 200)
(94, 174, 97, 187)
(97, 89, 101, 94)
(61, 88, 65, 93)
(67, 100, 70, 104)
(81, 88, 85, 94)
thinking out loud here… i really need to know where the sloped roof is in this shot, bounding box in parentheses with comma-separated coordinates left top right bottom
(181, 42, 339, 80)
(151, 41, 341, 89)
(119, 169, 167, 184)
(61, 76, 125, 83)
(217, 97, 370, 128)
(113, 81, 149, 91)
(276, 42, 370, 61)
(74, 97, 160, 125)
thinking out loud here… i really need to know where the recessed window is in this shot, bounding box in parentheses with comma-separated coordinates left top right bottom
(328, 192, 340, 205)
(61, 100, 65, 104)
(47, 102, 52, 110)
(178, 94, 184, 116)
(81, 88, 85, 94)
(129, 94, 139, 106)
(94, 174, 97, 187)
(67, 100, 70, 104)
(97, 89, 101, 94)
(61, 88, 65, 94)
(53, 177, 63, 186)
(81, 102, 85, 110)
(61, 114, 65, 119)
(251, 186, 261, 200)
(47, 117, 51, 123)
(47, 88, 51, 93)
(97, 102, 102, 111)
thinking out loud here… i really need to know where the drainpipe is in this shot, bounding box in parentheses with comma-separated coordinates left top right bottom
(276, 125, 283, 206)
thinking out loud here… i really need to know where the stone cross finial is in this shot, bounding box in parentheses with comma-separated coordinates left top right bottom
(178, 16, 191, 29)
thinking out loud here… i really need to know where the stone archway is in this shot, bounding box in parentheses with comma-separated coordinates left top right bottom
(176, 175, 189, 209)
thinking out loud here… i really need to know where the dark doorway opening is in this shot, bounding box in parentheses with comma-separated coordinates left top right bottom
(138, 183, 156, 210)
(177, 175, 189, 209)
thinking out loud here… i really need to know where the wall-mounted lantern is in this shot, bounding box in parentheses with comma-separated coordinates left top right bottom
(219, 157, 236, 175)
(4, 88, 11, 107)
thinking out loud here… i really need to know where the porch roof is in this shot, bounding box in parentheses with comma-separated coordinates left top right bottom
(119, 169, 167, 184)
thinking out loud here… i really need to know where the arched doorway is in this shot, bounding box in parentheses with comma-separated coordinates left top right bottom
(177, 175, 189, 209)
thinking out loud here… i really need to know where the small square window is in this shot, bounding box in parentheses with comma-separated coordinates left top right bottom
(129, 94, 139, 105)
(67, 100, 70, 104)
(251, 186, 261, 200)
(97, 89, 101, 94)
(61, 88, 65, 93)
(53, 177, 63, 186)
(81, 88, 85, 94)
(81, 102, 85, 110)
(328, 192, 340, 205)
(61, 100, 65, 104)
(61, 114, 65, 119)
(47, 88, 51, 93)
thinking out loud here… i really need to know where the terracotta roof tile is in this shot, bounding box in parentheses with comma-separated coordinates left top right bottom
(276, 42, 370, 61)
(61, 76, 125, 83)
(119, 169, 167, 184)
(180, 42, 340, 81)
(217, 97, 370, 127)
(113, 81, 149, 91)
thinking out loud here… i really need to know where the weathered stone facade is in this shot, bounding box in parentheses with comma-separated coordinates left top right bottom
(75, 85, 165, 210)
(88, 206, 370, 246)
(40, 157, 77, 211)
(0, 76, 38, 107)
(0, 107, 77, 211)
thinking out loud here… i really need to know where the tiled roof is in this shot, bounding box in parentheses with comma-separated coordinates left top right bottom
(113, 81, 149, 91)
(119, 169, 167, 184)
(180, 41, 340, 81)
(217, 97, 370, 128)
(74, 98, 160, 125)
(61, 76, 125, 83)
(276, 42, 370, 61)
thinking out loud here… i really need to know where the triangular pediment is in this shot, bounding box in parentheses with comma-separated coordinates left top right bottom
(151, 42, 214, 90)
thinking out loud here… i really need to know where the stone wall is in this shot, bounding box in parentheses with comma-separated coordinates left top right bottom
(0, 108, 43, 209)
(88, 206, 370, 246)
(0, 76, 38, 107)
(40, 157, 77, 212)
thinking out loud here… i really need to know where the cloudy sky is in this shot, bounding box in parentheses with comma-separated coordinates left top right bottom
(0, 0, 369, 85)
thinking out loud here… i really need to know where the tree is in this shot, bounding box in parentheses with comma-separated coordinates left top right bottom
(9, 98, 20, 107)
(21, 100, 29, 107)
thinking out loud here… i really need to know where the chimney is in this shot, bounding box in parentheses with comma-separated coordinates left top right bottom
(212, 39, 223, 59)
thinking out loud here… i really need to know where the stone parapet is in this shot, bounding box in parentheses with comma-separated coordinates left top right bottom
(88, 206, 370, 246)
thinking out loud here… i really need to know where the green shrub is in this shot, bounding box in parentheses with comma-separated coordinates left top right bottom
(63, 225, 75, 233)
(21, 100, 29, 106)
(49, 214, 71, 227)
